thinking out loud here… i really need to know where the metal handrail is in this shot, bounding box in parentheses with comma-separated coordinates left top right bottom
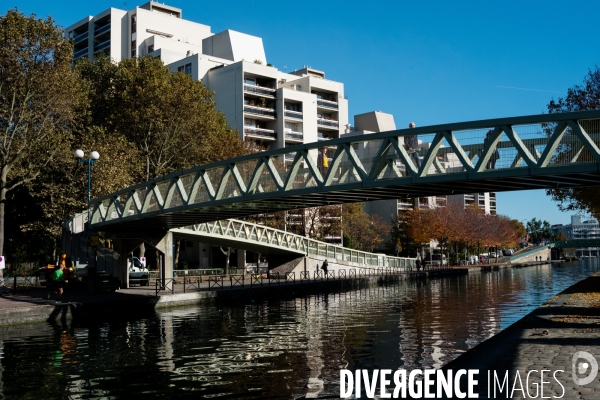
(94, 40, 110, 53)
(155, 278, 175, 296)
(317, 119, 339, 127)
(317, 99, 339, 109)
(284, 110, 303, 119)
(244, 84, 276, 96)
(73, 31, 88, 44)
(94, 23, 111, 36)
(244, 127, 277, 138)
(244, 105, 275, 117)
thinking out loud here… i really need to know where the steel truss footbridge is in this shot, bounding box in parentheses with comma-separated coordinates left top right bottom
(90, 111, 600, 231)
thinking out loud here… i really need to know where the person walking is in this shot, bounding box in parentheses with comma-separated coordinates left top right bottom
(404, 122, 421, 170)
(321, 259, 329, 276)
(48, 257, 68, 303)
(483, 129, 500, 170)
(318, 148, 329, 177)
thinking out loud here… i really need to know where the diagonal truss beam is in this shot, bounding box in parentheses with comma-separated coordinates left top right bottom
(89, 111, 600, 228)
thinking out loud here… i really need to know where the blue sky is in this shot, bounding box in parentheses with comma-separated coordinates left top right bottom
(7, 0, 600, 225)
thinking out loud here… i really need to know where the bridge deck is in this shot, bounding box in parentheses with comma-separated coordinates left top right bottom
(88, 111, 600, 231)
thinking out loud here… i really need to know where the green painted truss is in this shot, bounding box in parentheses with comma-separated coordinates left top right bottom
(90, 111, 600, 231)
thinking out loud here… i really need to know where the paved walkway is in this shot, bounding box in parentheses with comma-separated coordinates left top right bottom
(443, 272, 600, 399)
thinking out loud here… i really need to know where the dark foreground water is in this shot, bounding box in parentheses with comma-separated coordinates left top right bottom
(1, 259, 598, 399)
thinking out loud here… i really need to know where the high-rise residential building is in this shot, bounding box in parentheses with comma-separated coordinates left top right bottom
(65, 1, 348, 262)
(65, 2, 211, 64)
(65, 2, 348, 152)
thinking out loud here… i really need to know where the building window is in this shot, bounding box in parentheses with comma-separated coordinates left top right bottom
(285, 122, 298, 132)
(184, 63, 192, 75)
(131, 40, 136, 57)
(284, 103, 301, 112)
(148, 44, 154, 53)
(131, 15, 137, 33)
(244, 77, 256, 85)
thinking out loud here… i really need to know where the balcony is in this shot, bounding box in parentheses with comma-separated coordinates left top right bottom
(317, 119, 339, 128)
(244, 127, 276, 139)
(73, 31, 88, 44)
(317, 99, 339, 109)
(244, 105, 276, 118)
(94, 24, 111, 36)
(244, 84, 276, 97)
(73, 47, 89, 60)
(94, 40, 111, 53)
(285, 131, 303, 142)
(284, 110, 303, 120)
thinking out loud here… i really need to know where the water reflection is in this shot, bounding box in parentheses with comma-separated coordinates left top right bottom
(0, 260, 598, 399)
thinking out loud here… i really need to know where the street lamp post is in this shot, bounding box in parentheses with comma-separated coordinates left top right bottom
(74, 149, 100, 225)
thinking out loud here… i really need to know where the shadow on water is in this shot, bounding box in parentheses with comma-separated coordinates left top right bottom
(441, 258, 600, 399)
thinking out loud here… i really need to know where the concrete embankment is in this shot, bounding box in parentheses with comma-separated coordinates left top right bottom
(0, 268, 465, 326)
(0, 260, 561, 327)
(442, 271, 600, 399)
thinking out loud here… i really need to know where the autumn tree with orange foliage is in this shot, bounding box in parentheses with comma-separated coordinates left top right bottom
(393, 203, 524, 263)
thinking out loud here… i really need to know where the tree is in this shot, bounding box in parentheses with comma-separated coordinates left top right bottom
(527, 218, 551, 244)
(546, 67, 600, 218)
(0, 10, 86, 259)
(342, 203, 388, 252)
(303, 205, 342, 242)
(396, 203, 523, 263)
(77, 55, 247, 182)
(11, 127, 141, 261)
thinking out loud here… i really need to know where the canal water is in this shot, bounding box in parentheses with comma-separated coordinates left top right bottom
(1, 260, 598, 399)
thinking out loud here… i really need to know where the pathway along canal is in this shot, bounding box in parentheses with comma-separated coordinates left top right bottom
(1, 259, 598, 399)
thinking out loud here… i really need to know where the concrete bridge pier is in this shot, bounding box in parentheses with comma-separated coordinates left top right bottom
(111, 239, 143, 289)
(110, 231, 174, 289)
(151, 231, 174, 289)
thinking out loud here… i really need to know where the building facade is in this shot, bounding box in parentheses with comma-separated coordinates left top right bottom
(349, 111, 497, 229)
(65, 2, 348, 152)
(66, 1, 348, 262)
(552, 215, 600, 257)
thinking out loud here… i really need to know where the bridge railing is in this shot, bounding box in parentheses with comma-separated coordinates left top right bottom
(175, 219, 416, 270)
(89, 111, 600, 230)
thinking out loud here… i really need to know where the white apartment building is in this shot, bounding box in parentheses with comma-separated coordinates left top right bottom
(65, 2, 348, 151)
(552, 215, 600, 257)
(65, 1, 348, 261)
(65, 2, 210, 64)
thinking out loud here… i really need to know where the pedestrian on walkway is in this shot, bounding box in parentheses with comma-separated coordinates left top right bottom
(394, 243, 399, 257)
(404, 122, 421, 170)
(48, 256, 68, 303)
(321, 259, 329, 276)
(483, 129, 500, 170)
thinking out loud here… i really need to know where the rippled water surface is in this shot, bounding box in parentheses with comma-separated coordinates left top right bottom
(1, 260, 598, 399)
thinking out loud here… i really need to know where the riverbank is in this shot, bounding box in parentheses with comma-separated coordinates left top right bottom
(0, 260, 564, 327)
(442, 270, 600, 399)
(0, 268, 465, 326)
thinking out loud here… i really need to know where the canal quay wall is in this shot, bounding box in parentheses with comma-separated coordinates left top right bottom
(441, 270, 600, 399)
(0, 259, 556, 327)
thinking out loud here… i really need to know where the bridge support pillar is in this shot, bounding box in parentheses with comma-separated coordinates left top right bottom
(154, 231, 174, 287)
(237, 250, 246, 273)
(112, 239, 143, 289)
